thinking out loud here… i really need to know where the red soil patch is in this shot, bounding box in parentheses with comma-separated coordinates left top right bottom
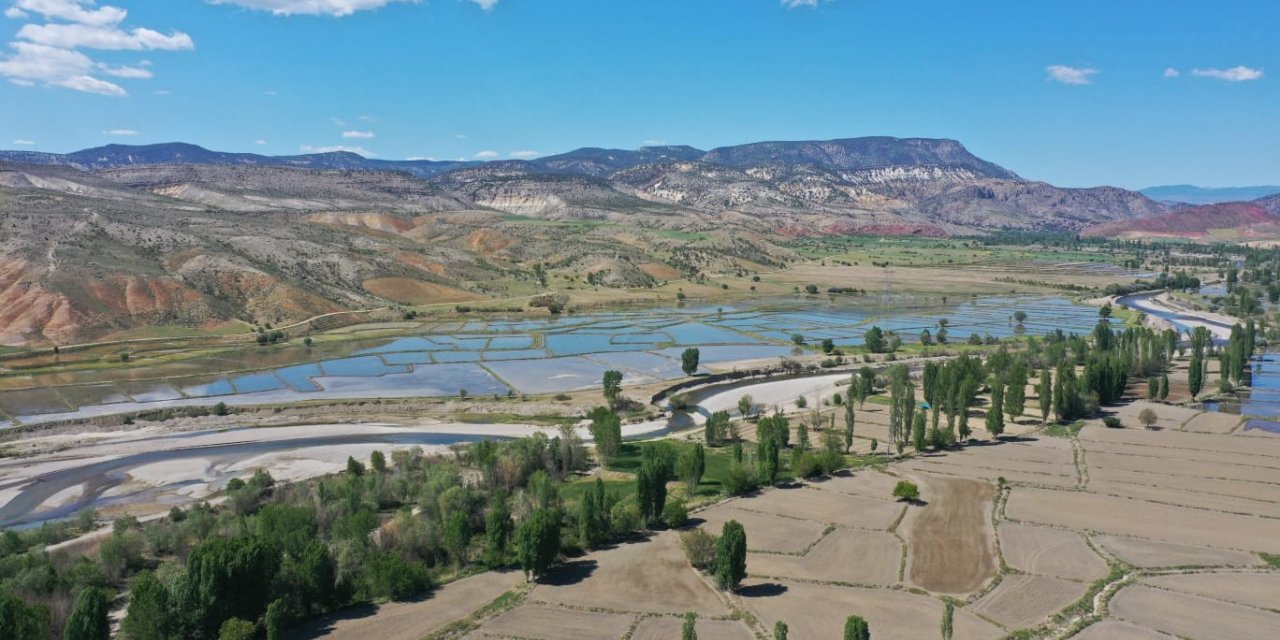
(1082, 203, 1280, 239)
(639, 262, 682, 280)
(362, 278, 483, 305)
(394, 252, 448, 277)
(464, 229, 516, 254)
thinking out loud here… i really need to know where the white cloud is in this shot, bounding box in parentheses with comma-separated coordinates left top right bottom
(209, 0, 418, 17)
(254, 139, 267, 145)
(467, 0, 498, 9)
(1045, 64, 1098, 85)
(509, 150, 540, 159)
(342, 130, 375, 139)
(299, 144, 376, 157)
(12, 139, 35, 145)
(11, 0, 126, 26)
(17, 23, 193, 51)
(781, 0, 820, 7)
(0, 42, 126, 94)
(153, 88, 169, 95)
(99, 62, 151, 78)
(1191, 66, 1263, 82)
(0, 2, 191, 95)
(641, 139, 667, 147)
(474, 150, 499, 159)
(103, 128, 138, 136)
(455, 133, 466, 140)
(406, 156, 436, 161)
(1163, 67, 1180, 78)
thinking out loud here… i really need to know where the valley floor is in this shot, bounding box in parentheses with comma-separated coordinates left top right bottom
(295, 398, 1280, 640)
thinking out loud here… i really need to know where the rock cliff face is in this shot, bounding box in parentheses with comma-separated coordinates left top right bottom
(0, 136, 1175, 344)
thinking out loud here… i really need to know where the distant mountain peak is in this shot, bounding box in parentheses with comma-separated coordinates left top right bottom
(1140, 184, 1280, 205)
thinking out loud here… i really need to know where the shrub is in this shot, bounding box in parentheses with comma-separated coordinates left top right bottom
(721, 462, 757, 496)
(609, 502, 641, 537)
(680, 529, 718, 571)
(1102, 416, 1123, 429)
(662, 498, 689, 528)
(892, 480, 920, 503)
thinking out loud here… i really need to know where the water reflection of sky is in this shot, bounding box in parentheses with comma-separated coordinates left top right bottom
(1205, 354, 1280, 421)
(4, 295, 1104, 425)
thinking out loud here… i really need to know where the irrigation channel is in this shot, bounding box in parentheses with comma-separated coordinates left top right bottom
(1117, 291, 1280, 431)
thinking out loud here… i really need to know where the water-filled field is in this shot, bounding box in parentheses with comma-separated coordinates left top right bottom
(0, 295, 1104, 425)
(1205, 354, 1280, 420)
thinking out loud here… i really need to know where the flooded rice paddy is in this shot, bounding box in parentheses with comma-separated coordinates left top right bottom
(1, 296, 1105, 425)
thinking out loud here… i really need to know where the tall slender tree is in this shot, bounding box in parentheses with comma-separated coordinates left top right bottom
(1038, 368, 1052, 423)
(986, 376, 1005, 438)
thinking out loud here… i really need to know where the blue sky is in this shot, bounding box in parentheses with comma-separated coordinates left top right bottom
(0, 0, 1275, 189)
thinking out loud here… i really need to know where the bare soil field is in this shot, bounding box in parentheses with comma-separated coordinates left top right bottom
(1007, 487, 1280, 553)
(1081, 436, 1280, 469)
(696, 505, 828, 554)
(905, 458, 1077, 488)
(903, 475, 997, 595)
(1143, 572, 1280, 610)
(736, 578, 1004, 640)
(1086, 464, 1280, 503)
(1079, 423, 1280, 456)
(746, 528, 901, 586)
(1112, 401, 1199, 429)
(735, 484, 904, 530)
(1093, 534, 1263, 568)
(302, 570, 522, 640)
(1108, 584, 1280, 640)
(1083, 450, 1280, 484)
(471, 604, 633, 640)
(1087, 479, 1280, 518)
(628, 617, 755, 640)
(997, 523, 1108, 581)
(1071, 619, 1177, 640)
(968, 573, 1087, 630)
(806, 468, 902, 500)
(531, 531, 729, 616)
(1181, 411, 1242, 433)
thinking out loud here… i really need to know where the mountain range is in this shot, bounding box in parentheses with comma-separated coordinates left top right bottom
(0, 136, 1272, 344)
(1140, 184, 1280, 206)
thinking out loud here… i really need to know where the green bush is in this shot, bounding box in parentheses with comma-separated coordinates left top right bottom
(662, 498, 689, 528)
(892, 480, 920, 502)
(721, 462, 757, 496)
